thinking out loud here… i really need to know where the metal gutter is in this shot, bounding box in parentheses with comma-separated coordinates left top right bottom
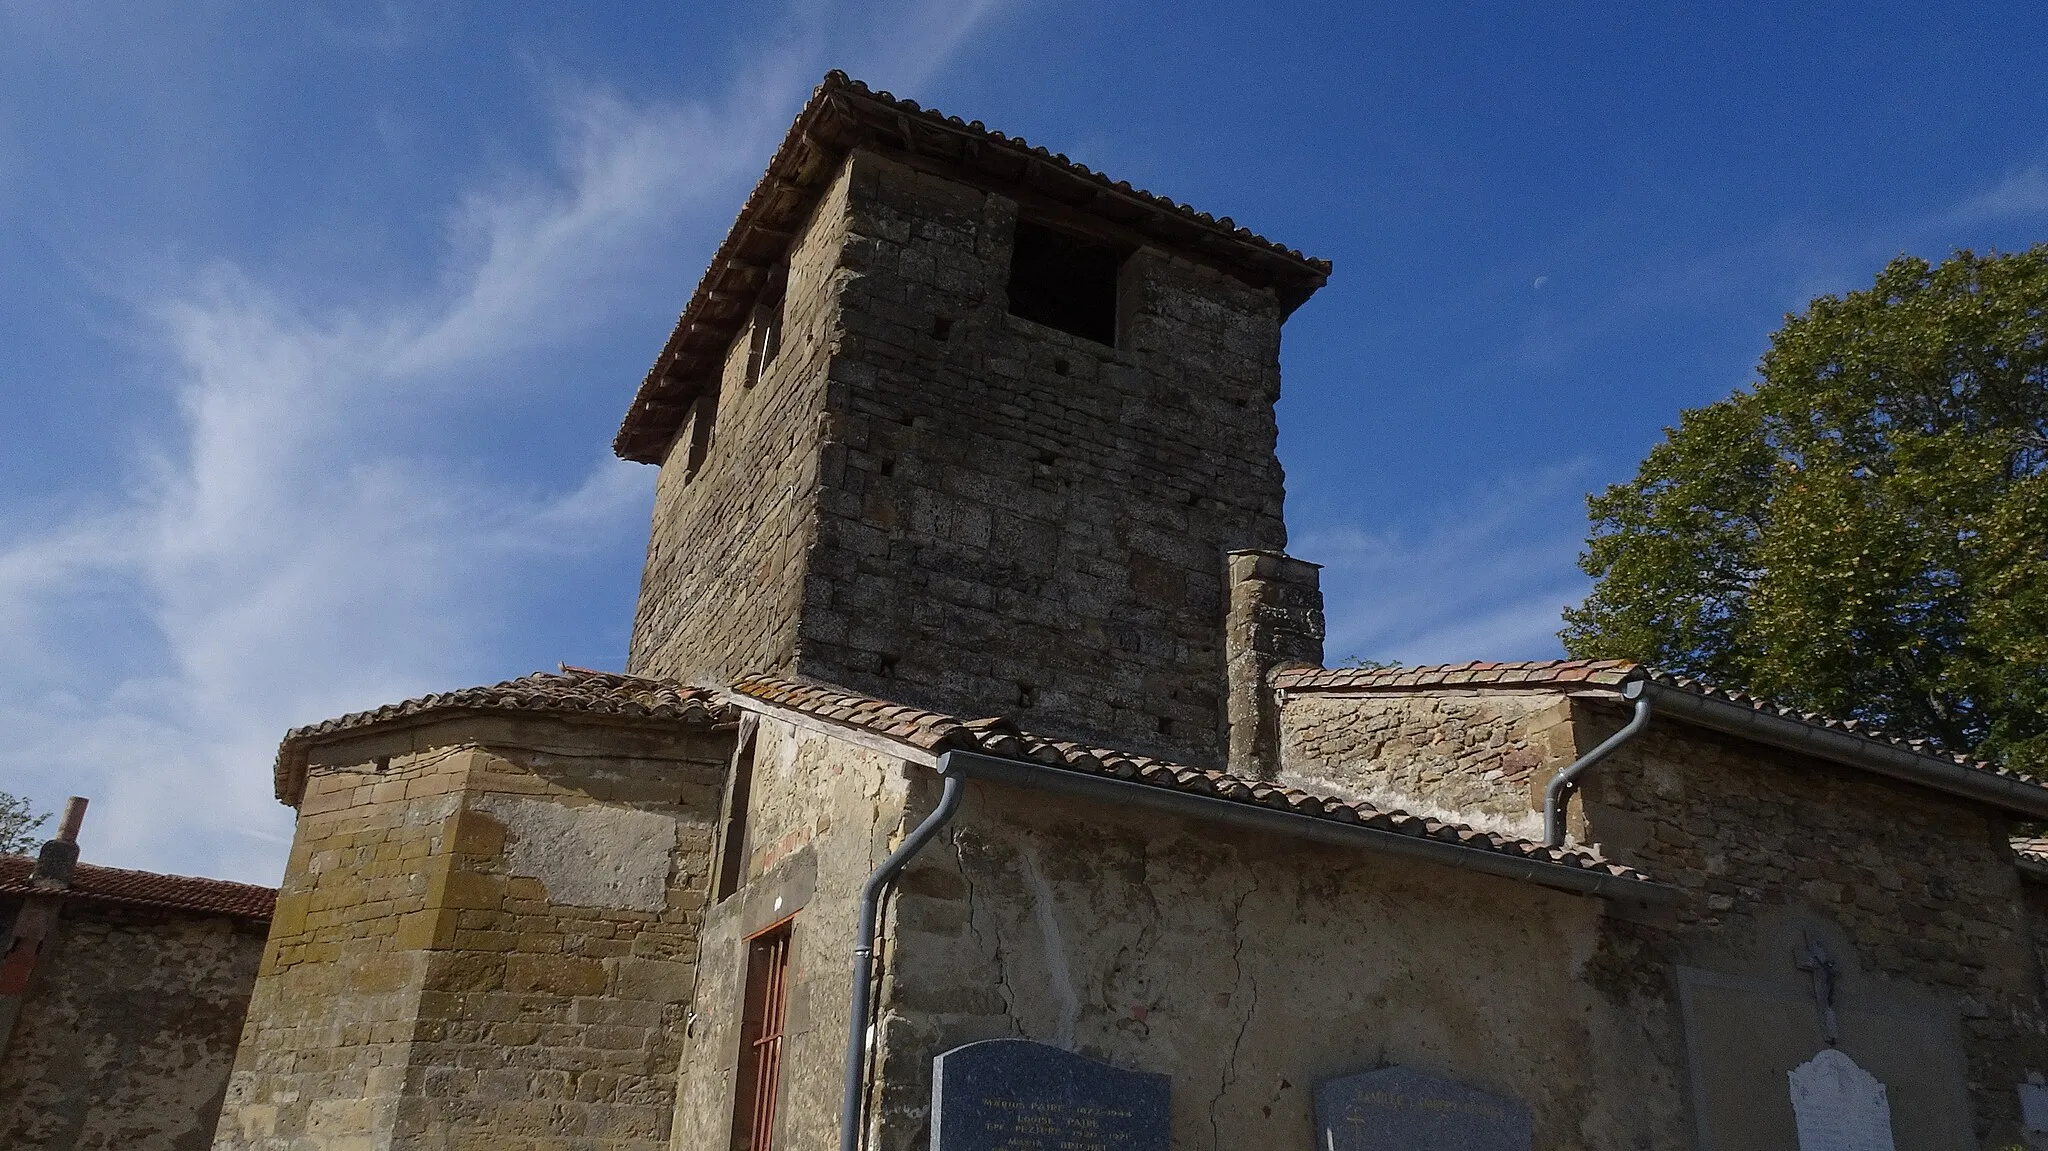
(840, 760, 965, 1151)
(1544, 680, 1653, 847)
(1634, 680, 2048, 819)
(939, 750, 1677, 903)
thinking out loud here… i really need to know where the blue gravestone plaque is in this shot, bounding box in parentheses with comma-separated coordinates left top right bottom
(933, 1039, 1170, 1151)
(1315, 1065, 1533, 1151)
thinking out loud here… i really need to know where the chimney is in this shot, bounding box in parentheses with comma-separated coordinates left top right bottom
(1224, 550, 1324, 777)
(29, 797, 87, 890)
(2, 796, 87, 1058)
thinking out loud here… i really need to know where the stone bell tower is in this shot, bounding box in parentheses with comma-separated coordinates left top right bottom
(618, 73, 1329, 766)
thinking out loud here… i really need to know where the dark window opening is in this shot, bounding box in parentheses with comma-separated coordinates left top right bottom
(679, 390, 719, 483)
(713, 732, 758, 904)
(744, 268, 787, 388)
(729, 922, 792, 1151)
(1006, 221, 1122, 346)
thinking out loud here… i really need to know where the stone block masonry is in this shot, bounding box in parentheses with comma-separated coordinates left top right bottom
(212, 715, 733, 1151)
(0, 901, 266, 1150)
(1279, 688, 1578, 842)
(1578, 710, 2048, 1144)
(628, 148, 1299, 767)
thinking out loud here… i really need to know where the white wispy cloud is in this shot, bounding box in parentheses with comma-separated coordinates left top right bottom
(0, 1, 1009, 883)
(1297, 462, 1594, 667)
(1938, 159, 2048, 228)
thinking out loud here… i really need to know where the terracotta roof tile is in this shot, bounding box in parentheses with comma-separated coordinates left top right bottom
(0, 856, 275, 920)
(613, 71, 1333, 464)
(273, 667, 732, 806)
(729, 675, 1653, 884)
(1631, 666, 2043, 789)
(1272, 659, 1640, 693)
(1276, 658, 2043, 795)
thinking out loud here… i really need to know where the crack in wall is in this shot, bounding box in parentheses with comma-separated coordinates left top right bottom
(1016, 841, 1081, 1049)
(951, 829, 1020, 1034)
(1208, 874, 1260, 1151)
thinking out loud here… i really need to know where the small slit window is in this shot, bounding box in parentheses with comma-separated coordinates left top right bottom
(744, 267, 787, 388)
(1006, 221, 1122, 346)
(730, 921, 793, 1151)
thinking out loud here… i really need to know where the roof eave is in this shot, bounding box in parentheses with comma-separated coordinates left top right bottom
(731, 681, 1671, 902)
(273, 695, 735, 807)
(611, 71, 1333, 464)
(1635, 680, 2048, 819)
(939, 750, 1680, 904)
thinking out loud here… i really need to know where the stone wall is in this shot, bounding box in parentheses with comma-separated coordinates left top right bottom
(1223, 549, 1324, 778)
(868, 776, 1678, 1150)
(214, 715, 731, 1151)
(626, 154, 854, 688)
(1578, 706, 2048, 1148)
(1278, 688, 1577, 842)
(628, 148, 1297, 766)
(0, 901, 263, 1150)
(669, 712, 918, 1151)
(796, 150, 1292, 766)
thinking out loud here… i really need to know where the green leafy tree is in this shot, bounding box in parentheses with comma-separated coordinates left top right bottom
(1, 791, 49, 855)
(1563, 246, 2048, 774)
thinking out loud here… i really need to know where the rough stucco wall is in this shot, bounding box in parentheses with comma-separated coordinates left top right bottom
(669, 716, 914, 1151)
(871, 783, 1681, 1151)
(1278, 689, 1577, 841)
(1578, 708, 2048, 1148)
(214, 715, 731, 1151)
(801, 151, 1290, 766)
(626, 155, 853, 686)
(0, 903, 263, 1151)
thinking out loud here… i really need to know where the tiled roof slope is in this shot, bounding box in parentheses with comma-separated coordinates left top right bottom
(0, 855, 275, 921)
(1275, 659, 1638, 692)
(273, 668, 731, 805)
(731, 674, 1653, 884)
(1275, 659, 2045, 794)
(613, 71, 1333, 463)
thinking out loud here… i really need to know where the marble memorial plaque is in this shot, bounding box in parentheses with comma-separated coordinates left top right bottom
(1788, 1050, 1896, 1151)
(1315, 1065, 1533, 1151)
(2021, 1081, 2048, 1134)
(932, 1039, 1169, 1151)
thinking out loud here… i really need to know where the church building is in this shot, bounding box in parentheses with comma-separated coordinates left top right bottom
(207, 73, 2048, 1151)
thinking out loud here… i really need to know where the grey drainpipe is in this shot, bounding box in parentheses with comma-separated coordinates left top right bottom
(1544, 679, 1653, 848)
(840, 754, 966, 1151)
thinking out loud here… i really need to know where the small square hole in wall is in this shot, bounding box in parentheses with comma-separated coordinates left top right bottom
(930, 316, 953, 341)
(1007, 221, 1122, 346)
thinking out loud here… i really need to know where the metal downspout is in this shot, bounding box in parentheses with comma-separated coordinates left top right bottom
(840, 753, 966, 1151)
(1544, 680, 1653, 848)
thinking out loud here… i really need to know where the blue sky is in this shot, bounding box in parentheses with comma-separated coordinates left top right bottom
(5, 1, 2047, 881)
